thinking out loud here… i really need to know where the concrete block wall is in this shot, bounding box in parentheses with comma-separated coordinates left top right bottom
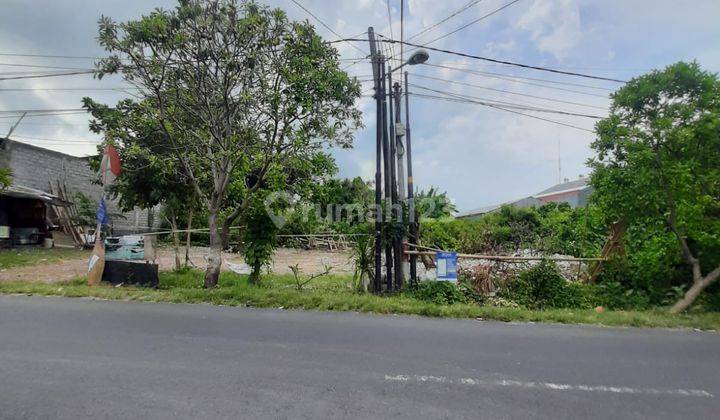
(1, 139, 161, 233)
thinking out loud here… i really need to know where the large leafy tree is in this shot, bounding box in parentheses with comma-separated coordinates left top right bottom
(94, 0, 361, 287)
(590, 62, 720, 313)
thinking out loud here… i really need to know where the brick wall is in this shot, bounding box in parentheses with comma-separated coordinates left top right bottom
(1, 139, 161, 233)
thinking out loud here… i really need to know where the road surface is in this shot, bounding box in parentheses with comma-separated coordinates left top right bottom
(0, 295, 718, 419)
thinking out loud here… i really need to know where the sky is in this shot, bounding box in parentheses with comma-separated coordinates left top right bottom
(1, 0, 719, 212)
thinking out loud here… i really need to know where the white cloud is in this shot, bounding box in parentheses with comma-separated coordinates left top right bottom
(516, 0, 582, 61)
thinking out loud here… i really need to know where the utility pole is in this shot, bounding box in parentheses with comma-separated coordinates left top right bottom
(404, 71, 417, 284)
(393, 81, 408, 288)
(380, 52, 394, 290)
(368, 27, 383, 293)
(387, 72, 403, 291)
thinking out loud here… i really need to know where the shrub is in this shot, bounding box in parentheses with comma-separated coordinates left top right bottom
(405, 281, 467, 305)
(501, 260, 579, 309)
(419, 219, 461, 250)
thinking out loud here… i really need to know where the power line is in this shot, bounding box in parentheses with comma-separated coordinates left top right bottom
(289, 0, 367, 55)
(409, 73, 608, 109)
(410, 83, 604, 119)
(0, 62, 93, 71)
(359, 35, 626, 83)
(0, 87, 137, 92)
(407, 0, 484, 42)
(0, 70, 96, 81)
(10, 134, 100, 144)
(412, 0, 524, 48)
(0, 108, 86, 113)
(0, 111, 88, 119)
(410, 92, 594, 132)
(0, 52, 101, 60)
(426, 63, 611, 97)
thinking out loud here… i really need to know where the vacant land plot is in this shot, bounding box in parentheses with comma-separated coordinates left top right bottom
(0, 247, 352, 283)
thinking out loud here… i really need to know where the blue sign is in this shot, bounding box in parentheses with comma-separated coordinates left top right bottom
(436, 252, 458, 282)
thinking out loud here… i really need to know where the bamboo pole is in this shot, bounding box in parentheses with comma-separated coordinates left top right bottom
(404, 250, 606, 263)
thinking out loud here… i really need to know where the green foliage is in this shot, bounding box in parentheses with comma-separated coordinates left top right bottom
(2, 272, 720, 329)
(350, 233, 374, 292)
(420, 204, 606, 256)
(589, 61, 720, 309)
(92, 0, 362, 286)
(405, 281, 467, 305)
(415, 187, 457, 219)
(0, 167, 11, 191)
(71, 191, 99, 227)
(419, 219, 462, 250)
(241, 199, 279, 284)
(289, 263, 332, 291)
(501, 261, 572, 309)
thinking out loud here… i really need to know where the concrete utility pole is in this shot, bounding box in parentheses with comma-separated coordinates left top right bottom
(368, 27, 383, 293)
(404, 71, 418, 284)
(393, 81, 409, 285)
(394, 82, 406, 203)
(366, 27, 429, 292)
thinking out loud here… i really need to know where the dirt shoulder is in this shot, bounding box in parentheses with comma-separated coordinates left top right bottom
(0, 247, 353, 283)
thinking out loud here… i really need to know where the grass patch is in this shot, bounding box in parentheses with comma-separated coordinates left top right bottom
(0, 270, 718, 330)
(0, 247, 88, 270)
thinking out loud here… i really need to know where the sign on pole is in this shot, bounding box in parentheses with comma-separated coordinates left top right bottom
(436, 251, 458, 282)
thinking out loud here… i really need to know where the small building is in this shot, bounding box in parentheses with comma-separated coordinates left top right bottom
(456, 177, 593, 220)
(1, 138, 160, 246)
(533, 178, 593, 208)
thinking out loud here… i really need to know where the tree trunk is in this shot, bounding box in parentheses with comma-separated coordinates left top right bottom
(205, 210, 222, 288)
(171, 215, 181, 271)
(670, 266, 720, 314)
(185, 208, 193, 267)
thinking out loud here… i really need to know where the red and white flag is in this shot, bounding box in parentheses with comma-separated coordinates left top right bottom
(99, 144, 122, 186)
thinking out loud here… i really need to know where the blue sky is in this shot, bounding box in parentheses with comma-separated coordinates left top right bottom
(1, 0, 719, 211)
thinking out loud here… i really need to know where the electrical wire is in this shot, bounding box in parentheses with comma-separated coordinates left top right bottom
(9, 134, 100, 144)
(0, 87, 138, 91)
(408, 73, 608, 109)
(410, 0, 523, 49)
(0, 52, 101, 60)
(346, 35, 626, 83)
(426, 63, 611, 97)
(410, 83, 604, 118)
(406, 0, 484, 42)
(289, 0, 367, 55)
(410, 92, 594, 132)
(0, 70, 97, 81)
(0, 62, 94, 71)
(385, 0, 400, 68)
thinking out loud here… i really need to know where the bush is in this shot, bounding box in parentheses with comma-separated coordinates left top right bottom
(419, 219, 462, 250)
(501, 260, 582, 309)
(405, 281, 467, 305)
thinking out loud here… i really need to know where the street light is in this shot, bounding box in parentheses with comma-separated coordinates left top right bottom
(389, 49, 429, 74)
(387, 49, 429, 287)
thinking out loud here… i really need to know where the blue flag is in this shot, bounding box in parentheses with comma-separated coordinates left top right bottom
(97, 198, 109, 226)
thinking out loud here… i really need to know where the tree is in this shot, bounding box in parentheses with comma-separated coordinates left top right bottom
(415, 187, 457, 219)
(589, 61, 720, 313)
(94, 0, 361, 287)
(84, 98, 200, 270)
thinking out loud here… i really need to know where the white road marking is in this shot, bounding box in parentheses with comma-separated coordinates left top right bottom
(384, 374, 713, 398)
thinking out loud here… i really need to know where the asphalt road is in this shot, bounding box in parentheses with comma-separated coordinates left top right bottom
(0, 296, 718, 419)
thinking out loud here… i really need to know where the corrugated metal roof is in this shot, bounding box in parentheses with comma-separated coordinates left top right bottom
(534, 178, 590, 196)
(1, 184, 71, 206)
